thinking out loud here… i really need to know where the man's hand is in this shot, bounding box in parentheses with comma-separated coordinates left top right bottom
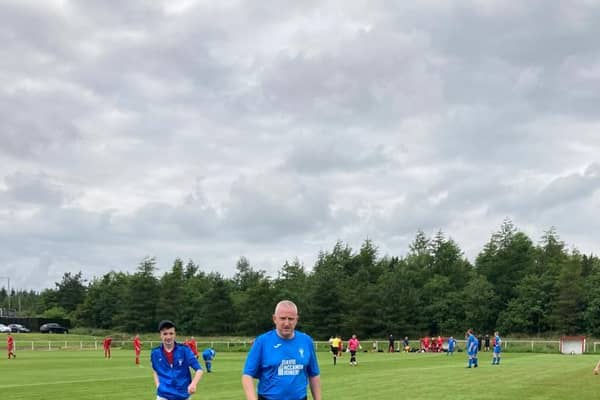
(188, 382, 197, 394)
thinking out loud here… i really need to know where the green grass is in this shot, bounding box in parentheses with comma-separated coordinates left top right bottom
(1, 349, 598, 399)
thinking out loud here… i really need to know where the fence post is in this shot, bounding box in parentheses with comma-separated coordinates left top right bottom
(531, 341, 534, 352)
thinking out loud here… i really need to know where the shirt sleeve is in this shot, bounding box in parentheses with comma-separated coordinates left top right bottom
(243, 337, 262, 377)
(186, 347, 202, 371)
(306, 338, 320, 377)
(150, 349, 158, 370)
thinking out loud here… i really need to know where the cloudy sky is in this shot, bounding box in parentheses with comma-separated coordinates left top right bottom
(2, 0, 599, 291)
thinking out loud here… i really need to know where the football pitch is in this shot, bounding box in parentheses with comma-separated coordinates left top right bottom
(1, 349, 598, 399)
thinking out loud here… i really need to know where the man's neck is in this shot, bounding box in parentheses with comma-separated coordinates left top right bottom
(163, 343, 175, 352)
(275, 331, 295, 340)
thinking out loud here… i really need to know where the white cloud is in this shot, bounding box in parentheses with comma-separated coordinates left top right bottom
(1, 0, 599, 291)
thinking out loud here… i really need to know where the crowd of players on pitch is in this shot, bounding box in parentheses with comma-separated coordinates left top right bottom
(327, 330, 503, 367)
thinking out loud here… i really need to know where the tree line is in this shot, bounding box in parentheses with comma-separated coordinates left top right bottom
(2, 219, 599, 339)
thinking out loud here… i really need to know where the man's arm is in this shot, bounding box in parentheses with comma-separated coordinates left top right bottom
(153, 371, 160, 387)
(309, 375, 322, 400)
(242, 374, 258, 400)
(187, 369, 203, 394)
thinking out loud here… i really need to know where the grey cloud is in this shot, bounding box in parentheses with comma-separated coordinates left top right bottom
(428, 2, 600, 117)
(1, 1, 599, 290)
(225, 172, 332, 241)
(3, 207, 114, 246)
(535, 163, 600, 210)
(126, 197, 220, 241)
(0, 93, 82, 159)
(1, 172, 67, 206)
(254, 27, 442, 126)
(282, 136, 391, 174)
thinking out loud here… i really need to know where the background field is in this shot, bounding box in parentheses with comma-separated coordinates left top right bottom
(1, 346, 599, 400)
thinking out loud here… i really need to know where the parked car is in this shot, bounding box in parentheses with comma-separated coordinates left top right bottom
(8, 323, 31, 333)
(0, 323, 11, 333)
(40, 322, 69, 334)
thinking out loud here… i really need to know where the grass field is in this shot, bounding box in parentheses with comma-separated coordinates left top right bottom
(1, 348, 599, 399)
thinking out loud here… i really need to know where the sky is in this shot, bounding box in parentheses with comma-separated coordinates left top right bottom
(1, 0, 600, 292)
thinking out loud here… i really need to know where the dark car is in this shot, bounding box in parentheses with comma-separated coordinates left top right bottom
(8, 323, 31, 333)
(40, 323, 69, 334)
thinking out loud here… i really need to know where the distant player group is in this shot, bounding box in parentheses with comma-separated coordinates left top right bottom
(465, 329, 502, 368)
(328, 334, 362, 366)
(418, 329, 502, 368)
(326, 329, 501, 369)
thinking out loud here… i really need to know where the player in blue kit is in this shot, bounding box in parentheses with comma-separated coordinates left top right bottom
(466, 329, 479, 368)
(202, 348, 216, 372)
(151, 320, 203, 400)
(242, 300, 321, 400)
(447, 336, 456, 355)
(492, 331, 502, 365)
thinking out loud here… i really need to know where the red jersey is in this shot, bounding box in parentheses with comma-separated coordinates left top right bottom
(103, 337, 112, 349)
(423, 337, 430, 348)
(133, 337, 142, 353)
(7, 335, 14, 350)
(162, 347, 174, 365)
(186, 339, 198, 356)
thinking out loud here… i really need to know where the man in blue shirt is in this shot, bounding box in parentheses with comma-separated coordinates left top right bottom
(492, 331, 502, 365)
(447, 336, 456, 355)
(151, 320, 203, 400)
(466, 329, 479, 368)
(202, 348, 216, 373)
(242, 300, 321, 400)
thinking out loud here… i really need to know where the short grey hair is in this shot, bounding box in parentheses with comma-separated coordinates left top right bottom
(274, 300, 298, 315)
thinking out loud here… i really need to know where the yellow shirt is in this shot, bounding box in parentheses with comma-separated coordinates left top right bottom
(332, 338, 342, 347)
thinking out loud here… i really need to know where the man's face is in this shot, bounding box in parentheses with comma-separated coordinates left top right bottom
(160, 327, 176, 347)
(273, 305, 298, 339)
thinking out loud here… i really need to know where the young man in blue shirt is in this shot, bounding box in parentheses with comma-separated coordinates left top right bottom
(151, 320, 203, 400)
(242, 300, 321, 400)
(492, 331, 502, 365)
(447, 336, 456, 355)
(202, 347, 216, 373)
(466, 329, 479, 368)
